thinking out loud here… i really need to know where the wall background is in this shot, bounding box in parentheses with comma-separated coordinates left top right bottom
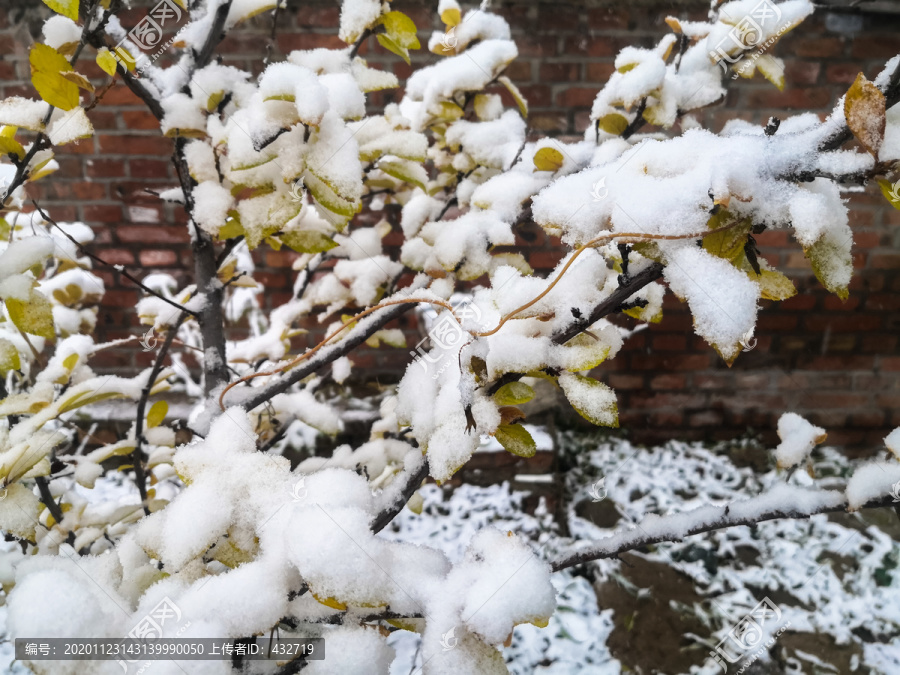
(1, 0, 898, 450)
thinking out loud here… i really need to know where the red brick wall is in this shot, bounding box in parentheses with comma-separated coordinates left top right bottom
(1, 1, 898, 449)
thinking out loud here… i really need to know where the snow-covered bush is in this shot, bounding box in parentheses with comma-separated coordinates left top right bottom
(0, 0, 898, 672)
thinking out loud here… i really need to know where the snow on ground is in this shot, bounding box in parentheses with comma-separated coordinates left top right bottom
(0, 433, 898, 673)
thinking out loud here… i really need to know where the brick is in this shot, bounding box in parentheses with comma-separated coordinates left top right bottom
(851, 34, 900, 58)
(139, 250, 178, 266)
(556, 87, 597, 107)
(650, 374, 686, 389)
(793, 37, 845, 58)
(82, 205, 123, 223)
(608, 374, 644, 390)
(585, 62, 616, 83)
(98, 134, 173, 156)
(86, 158, 125, 178)
(587, 8, 630, 30)
(540, 63, 581, 81)
(538, 4, 580, 31)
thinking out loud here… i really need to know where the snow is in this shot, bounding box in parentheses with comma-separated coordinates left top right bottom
(663, 245, 760, 361)
(426, 9, 511, 54)
(191, 181, 234, 236)
(846, 460, 900, 511)
(41, 16, 81, 50)
(446, 110, 526, 170)
(774, 412, 827, 469)
(339, 0, 383, 43)
(0, 97, 48, 131)
(0, 237, 54, 280)
(160, 92, 206, 136)
(403, 40, 519, 130)
(885, 427, 900, 460)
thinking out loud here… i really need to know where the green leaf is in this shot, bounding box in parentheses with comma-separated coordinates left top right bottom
(378, 158, 428, 191)
(281, 230, 338, 254)
(559, 372, 619, 427)
(494, 424, 536, 458)
(533, 147, 564, 172)
(42, 0, 79, 20)
(0, 338, 21, 375)
(493, 382, 535, 406)
(806, 235, 851, 301)
(304, 171, 360, 218)
(147, 400, 168, 428)
(596, 113, 628, 136)
(6, 290, 55, 339)
(30, 43, 79, 111)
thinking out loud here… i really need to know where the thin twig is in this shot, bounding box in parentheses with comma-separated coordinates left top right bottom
(33, 201, 199, 318)
(132, 313, 188, 515)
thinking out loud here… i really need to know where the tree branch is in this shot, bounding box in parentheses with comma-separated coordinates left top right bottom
(195, 0, 234, 69)
(487, 262, 664, 395)
(132, 313, 189, 515)
(235, 299, 417, 412)
(550, 487, 896, 572)
(33, 201, 199, 318)
(370, 454, 428, 534)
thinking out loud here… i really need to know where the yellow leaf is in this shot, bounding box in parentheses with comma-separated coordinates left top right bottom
(494, 424, 536, 458)
(755, 54, 785, 91)
(305, 171, 360, 218)
(280, 230, 338, 254)
(493, 382, 535, 406)
(60, 70, 94, 92)
(58, 390, 125, 414)
(112, 45, 137, 72)
(147, 400, 168, 428)
(498, 75, 528, 119)
(806, 236, 850, 301)
(533, 147, 564, 172)
(844, 72, 886, 157)
(702, 211, 752, 262)
(30, 44, 80, 111)
(206, 91, 225, 113)
(42, 0, 79, 20)
(0, 338, 20, 375)
(62, 352, 78, 371)
(755, 267, 796, 301)
(96, 48, 119, 77)
(381, 11, 420, 50)
(376, 33, 411, 65)
(311, 592, 348, 611)
(218, 212, 243, 239)
(596, 113, 629, 136)
(6, 291, 55, 339)
(378, 158, 428, 191)
(231, 0, 276, 24)
(441, 7, 461, 27)
(0, 126, 25, 160)
(876, 178, 900, 210)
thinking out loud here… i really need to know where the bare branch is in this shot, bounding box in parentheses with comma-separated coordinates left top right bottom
(550, 488, 896, 572)
(33, 201, 199, 318)
(132, 313, 189, 515)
